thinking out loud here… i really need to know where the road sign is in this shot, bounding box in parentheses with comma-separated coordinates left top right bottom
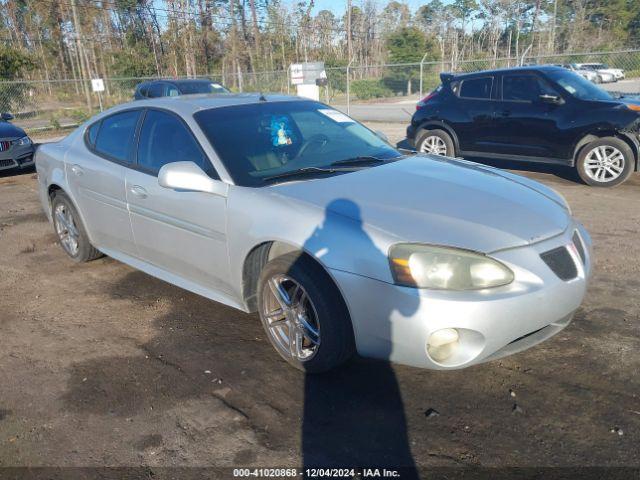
(91, 78, 105, 93)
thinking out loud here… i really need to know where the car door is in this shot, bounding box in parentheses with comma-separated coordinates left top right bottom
(66, 109, 141, 255)
(125, 108, 232, 294)
(492, 73, 567, 158)
(452, 75, 498, 153)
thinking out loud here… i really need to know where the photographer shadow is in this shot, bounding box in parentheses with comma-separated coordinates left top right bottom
(296, 199, 420, 475)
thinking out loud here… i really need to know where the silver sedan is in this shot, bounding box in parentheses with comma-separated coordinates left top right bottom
(35, 95, 592, 372)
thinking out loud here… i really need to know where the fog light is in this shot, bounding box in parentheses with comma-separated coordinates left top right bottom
(427, 328, 459, 362)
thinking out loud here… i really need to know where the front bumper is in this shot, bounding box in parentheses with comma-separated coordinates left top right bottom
(332, 222, 592, 370)
(0, 143, 35, 171)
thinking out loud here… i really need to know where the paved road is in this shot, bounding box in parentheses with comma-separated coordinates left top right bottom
(334, 78, 640, 123)
(17, 78, 640, 135)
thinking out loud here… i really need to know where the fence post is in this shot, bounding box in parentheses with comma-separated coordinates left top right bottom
(419, 52, 430, 99)
(346, 58, 354, 115)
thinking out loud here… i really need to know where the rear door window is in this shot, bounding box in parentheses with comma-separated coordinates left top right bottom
(93, 110, 141, 163)
(459, 77, 493, 100)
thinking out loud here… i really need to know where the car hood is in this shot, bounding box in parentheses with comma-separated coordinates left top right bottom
(269, 155, 571, 253)
(0, 121, 26, 140)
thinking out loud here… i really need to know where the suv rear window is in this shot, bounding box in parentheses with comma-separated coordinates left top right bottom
(459, 77, 493, 99)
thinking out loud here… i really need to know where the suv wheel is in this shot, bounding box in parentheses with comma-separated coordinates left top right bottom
(51, 192, 102, 262)
(257, 252, 355, 373)
(416, 129, 454, 156)
(576, 137, 634, 187)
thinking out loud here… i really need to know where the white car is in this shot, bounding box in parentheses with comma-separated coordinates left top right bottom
(561, 64, 599, 83)
(576, 63, 624, 82)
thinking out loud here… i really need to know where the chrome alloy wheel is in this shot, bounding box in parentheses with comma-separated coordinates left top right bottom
(53, 203, 80, 256)
(419, 135, 448, 155)
(262, 274, 321, 362)
(584, 145, 625, 183)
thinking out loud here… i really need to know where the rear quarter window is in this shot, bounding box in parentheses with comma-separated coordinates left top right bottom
(86, 121, 101, 147)
(459, 77, 493, 100)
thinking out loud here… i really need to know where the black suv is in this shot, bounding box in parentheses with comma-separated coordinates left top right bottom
(407, 66, 640, 187)
(134, 79, 229, 100)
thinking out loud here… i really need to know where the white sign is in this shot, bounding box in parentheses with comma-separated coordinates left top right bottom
(91, 78, 105, 93)
(290, 64, 304, 85)
(318, 109, 354, 123)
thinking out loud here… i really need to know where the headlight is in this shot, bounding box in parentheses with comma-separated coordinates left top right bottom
(389, 244, 514, 290)
(14, 136, 31, 146)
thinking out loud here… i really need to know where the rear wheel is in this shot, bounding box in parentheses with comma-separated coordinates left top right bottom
(51, 192, 102, 262)
(416, 129, 454, 157)
(576, 137, 634, 187)
(257, 252, 355, 373)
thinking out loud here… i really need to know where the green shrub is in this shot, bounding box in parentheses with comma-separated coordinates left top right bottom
(350, 79, 393, 100)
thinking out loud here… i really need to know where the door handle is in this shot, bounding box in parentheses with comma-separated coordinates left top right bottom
(70, 164, 84, 176)
(129, 185, 148, 199)
(500, 110, 511, 117)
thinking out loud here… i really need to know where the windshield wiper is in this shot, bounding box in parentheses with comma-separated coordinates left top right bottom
(330, 156, 388, 167)
(262, 166, 358, 183)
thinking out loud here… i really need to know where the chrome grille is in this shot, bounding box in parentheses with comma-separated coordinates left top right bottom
(0, 140, 10, 152)
(572, 231, 586, 265)
(540, 246, 578, 281)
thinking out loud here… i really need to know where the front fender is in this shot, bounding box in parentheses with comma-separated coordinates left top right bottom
(226, 186, 398, 305)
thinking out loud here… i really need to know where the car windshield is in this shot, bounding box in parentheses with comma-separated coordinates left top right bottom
(546, 69, 613, 101)
(176, 81, 228, 95)
(194, 101, 402, 186)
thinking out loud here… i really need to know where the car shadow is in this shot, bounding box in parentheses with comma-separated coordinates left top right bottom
(396, 139, 582, 185)
(0, 165, 35, 178)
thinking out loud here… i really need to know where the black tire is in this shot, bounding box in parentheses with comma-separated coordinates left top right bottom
(257, 252, 355, 373)
(51, 191, 102, 262)
(576, 137, 634, 187)
(415, 128, 455, 157)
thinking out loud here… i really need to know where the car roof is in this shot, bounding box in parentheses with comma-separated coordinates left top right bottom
(99, 93, 308, 118)
(136, 78, 217, 88)
(450, 65, 566, 80)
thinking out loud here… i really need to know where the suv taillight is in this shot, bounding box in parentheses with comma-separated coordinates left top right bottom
(416, 91, 437, 110)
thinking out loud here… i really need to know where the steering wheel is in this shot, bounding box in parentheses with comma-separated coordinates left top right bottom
(296, 134, 330, 159)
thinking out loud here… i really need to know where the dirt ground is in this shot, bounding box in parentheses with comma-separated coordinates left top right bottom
(1, 124, 640, 475)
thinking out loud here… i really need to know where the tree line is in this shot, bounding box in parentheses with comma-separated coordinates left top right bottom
(1, 0, 640, 89)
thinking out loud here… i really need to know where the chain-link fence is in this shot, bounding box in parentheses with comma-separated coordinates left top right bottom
(2, 49, 640, 137)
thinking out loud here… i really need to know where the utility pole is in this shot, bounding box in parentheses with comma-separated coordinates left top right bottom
(346, 0, 352, 61)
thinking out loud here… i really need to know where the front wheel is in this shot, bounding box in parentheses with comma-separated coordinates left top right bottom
(415, 129, 455, 157)
(576, 137, 634, 187)
(257, 252, 355, 373)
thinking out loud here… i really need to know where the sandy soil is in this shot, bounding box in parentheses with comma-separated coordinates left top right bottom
(1, 125, 639, 474)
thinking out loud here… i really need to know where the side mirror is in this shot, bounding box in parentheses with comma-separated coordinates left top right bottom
(1, 112, 14, 121)
(374, 130, 389, 143)
(539, 94, 563, 105)
(158, 161, 226, 196)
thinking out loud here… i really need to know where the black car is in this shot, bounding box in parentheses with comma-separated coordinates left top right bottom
(407, 66, 640, 187)
(133, 79, 230, 100)
(0, 113, 35, 173)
